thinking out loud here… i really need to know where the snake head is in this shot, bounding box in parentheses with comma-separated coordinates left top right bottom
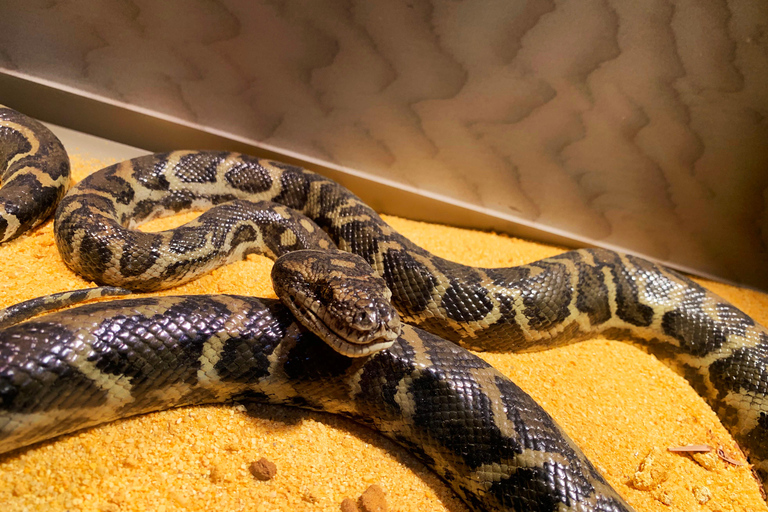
(271, 250, 401, 357)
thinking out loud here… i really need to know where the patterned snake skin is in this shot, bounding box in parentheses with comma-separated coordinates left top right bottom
(0, 109, 766, 510)
(0, 105, 70, 242)
(0, 295, 634, 512)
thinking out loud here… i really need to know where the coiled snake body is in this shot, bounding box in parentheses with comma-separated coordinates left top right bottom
(0, 106, 69, 242)
(1, 107, 767, 511)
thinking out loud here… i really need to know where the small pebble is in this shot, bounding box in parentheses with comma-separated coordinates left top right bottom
(340, 497, 359, 512)
(122, 455, 139, 468)
(209, 464, 225, 483)
(629, 447, 668, 490)
(358, 484, 387, 512)
(693, 485, 712, 504)
(692, 451, 719, 471)
(249, 457, 278, 481)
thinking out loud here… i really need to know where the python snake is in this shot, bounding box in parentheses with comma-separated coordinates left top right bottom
(1, 106, 767, 510)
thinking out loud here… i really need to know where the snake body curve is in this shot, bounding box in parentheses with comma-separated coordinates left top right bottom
(0, 105, 70, 243)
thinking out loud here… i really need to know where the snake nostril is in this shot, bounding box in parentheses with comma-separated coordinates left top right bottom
(354, 309, 376, 329)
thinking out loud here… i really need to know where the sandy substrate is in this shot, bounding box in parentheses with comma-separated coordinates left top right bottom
(0, 154, 767, 512)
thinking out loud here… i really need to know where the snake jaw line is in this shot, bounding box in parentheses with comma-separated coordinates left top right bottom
(279, 289, 397, 358)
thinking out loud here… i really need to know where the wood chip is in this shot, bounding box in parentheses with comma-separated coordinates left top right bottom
(716, 448, 746, 466)
(301, 487, 318, 503)
(667, 444, 712, 453)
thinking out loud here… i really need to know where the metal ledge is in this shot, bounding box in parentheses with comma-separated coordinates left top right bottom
(0, 70, 591, 246)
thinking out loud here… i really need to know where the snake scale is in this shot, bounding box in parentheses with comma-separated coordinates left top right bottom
(1, 105, 767, 511)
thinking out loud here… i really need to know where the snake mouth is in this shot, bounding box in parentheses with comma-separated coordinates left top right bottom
(281, 290, 400, 358)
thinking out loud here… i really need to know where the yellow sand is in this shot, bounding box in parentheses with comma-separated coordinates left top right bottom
(0, 154, 767, 511)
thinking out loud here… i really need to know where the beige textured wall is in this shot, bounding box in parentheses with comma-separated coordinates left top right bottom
(1, 0, 767, 289)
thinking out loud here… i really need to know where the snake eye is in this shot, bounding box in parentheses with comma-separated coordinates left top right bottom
(317, 283, 335, 303)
